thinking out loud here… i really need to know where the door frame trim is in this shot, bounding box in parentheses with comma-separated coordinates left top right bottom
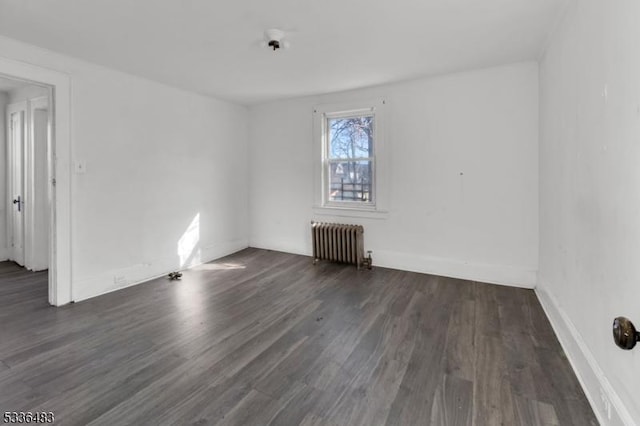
(0, 57, 72, 306)
(27, 96, 50, 272)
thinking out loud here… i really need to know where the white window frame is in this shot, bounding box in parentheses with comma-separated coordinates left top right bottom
(313, 98, 389, 219)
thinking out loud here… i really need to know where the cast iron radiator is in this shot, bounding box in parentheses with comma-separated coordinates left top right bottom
(311, 221, 371, 269)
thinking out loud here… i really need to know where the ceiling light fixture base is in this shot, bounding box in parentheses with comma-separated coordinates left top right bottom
(264, 29, 289, 51)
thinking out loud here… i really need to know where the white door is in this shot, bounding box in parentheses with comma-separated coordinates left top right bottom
(8, 108, 26, 266)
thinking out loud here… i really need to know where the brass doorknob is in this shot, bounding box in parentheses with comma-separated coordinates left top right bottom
(612, 317, 640, 350)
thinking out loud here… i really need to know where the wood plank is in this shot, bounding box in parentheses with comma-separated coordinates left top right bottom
(430, 374, 473, 426)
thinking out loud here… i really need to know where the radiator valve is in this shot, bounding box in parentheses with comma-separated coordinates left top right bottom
(363, 251, 373, 270)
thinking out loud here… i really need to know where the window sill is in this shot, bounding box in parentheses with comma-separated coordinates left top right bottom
(312, 205, 389, 220)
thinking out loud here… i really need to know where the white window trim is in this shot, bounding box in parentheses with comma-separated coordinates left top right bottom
(313, 98, 389, 219)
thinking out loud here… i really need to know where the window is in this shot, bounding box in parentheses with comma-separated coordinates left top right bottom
(325, 113, 375, 205)
(313, 99, 388, 217)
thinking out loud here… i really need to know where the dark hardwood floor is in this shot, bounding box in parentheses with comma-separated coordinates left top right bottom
(0, 248, 597, 425)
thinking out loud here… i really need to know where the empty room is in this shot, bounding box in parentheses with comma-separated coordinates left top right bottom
(0, 0, 638, 425)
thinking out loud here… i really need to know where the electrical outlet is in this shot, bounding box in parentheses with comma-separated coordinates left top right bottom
(114, 275, 127, 286)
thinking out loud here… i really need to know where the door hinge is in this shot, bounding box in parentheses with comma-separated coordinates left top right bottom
(51, 178, 56, 186)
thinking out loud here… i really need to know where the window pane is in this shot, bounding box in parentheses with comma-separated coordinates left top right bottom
(328, 160, 373, 202)
(328, 116, 374, 159)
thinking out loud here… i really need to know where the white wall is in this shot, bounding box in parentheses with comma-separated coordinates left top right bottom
(249, 62, 539, 287)
(0, 36, 250, 301)
(0, 91, 8, 261)
(537, 0, 640, 424)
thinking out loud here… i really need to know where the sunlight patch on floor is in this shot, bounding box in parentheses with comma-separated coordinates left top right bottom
(194, 262, 246, 271)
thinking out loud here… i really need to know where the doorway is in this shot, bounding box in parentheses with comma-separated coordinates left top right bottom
(5, 87, 50, 271)
(0, 58, 71, 307)
(2, 78, 51, 304)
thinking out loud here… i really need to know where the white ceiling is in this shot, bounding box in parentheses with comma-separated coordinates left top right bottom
(0, 0, 566, 105)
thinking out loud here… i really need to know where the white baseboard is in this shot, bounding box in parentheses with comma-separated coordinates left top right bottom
(535, 285, 637, 426)
(72, 238, 248, 302)
(249, 239, 310, 258)
(249, 238, 535, 288)
(373, 249, 536, 288)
